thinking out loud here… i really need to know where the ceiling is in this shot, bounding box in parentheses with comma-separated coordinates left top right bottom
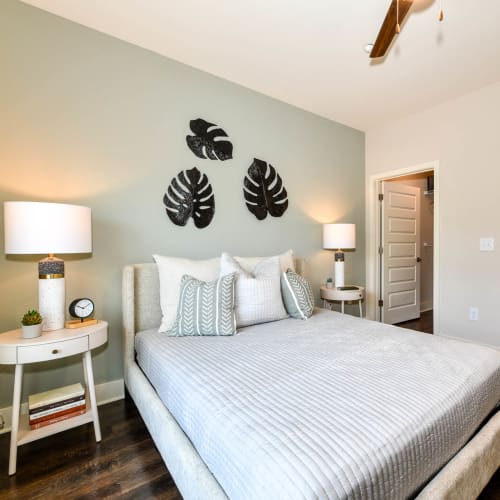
(20, 0, 500, 131)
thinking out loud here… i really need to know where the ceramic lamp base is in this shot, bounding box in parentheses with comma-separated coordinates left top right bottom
(334, 260, 345, 288)
(39, 256, 65, 331)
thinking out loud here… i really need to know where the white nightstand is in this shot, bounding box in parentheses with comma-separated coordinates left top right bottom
(0, 321, 108, 475)
(320, 286, 364, 317)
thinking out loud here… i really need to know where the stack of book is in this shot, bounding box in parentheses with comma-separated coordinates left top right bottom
(28, 383, 86, 430)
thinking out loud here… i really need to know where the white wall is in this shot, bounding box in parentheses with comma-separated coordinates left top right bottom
(366, 81, 500, 347)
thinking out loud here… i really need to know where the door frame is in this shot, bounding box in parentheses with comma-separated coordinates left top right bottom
(366, 160, 440, 333)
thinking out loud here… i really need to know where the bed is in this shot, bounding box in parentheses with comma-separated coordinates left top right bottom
(122, 262, 500, 499)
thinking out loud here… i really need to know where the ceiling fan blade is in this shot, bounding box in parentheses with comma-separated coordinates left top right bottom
(370, 0, 413, 58)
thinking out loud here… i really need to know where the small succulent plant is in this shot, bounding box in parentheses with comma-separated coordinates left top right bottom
(326, 277, 333, 283)
(21, 310, 43, 326)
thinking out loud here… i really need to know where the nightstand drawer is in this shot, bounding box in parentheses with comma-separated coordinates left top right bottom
(17, 336, 89, 364)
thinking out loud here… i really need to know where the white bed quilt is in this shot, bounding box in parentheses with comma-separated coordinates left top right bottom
(135, 309, 500, 500)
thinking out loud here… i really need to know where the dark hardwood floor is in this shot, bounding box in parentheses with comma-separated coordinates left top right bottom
(0, 392, 497, 499)
(395, 309, 433, 334)
(0, 395, 181, 499)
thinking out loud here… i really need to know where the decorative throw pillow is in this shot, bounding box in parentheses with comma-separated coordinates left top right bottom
(220, 252, 287, 327)
(281, 269, 315, 320)
(168, 273, 236, 336)
(235, 249, 295, 274)
(153, 254, 221, 332)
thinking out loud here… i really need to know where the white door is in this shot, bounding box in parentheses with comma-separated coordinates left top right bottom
(381, 182, 421, 324)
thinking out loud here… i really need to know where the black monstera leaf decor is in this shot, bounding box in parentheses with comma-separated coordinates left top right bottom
(243, 158, 288, 220)
(163, 167, 215, 228)
(186, 118, 233, 161)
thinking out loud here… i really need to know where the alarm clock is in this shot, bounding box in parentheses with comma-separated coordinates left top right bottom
(66, 298, 98, 329)
(69, 298, 94, 319)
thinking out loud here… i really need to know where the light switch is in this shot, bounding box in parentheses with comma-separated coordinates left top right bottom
(480, 238, 495, 251)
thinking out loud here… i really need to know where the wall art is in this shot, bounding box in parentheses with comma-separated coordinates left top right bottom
(163, 167, 215, 228)
(243, 158, 288, 220)
(186, 118, 233, 161)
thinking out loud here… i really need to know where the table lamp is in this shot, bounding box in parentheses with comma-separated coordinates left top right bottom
(322, 223, 356, 288)
(3, 202, 92, 331)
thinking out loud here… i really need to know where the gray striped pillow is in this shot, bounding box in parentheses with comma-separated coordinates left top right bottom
(281, 269, 314, 320)
(168, 273, 237, 336)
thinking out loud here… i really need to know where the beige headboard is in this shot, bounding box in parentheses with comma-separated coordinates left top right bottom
(122, 257, 305, 345)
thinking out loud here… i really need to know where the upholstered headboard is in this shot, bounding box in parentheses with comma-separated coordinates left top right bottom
(122, 258, 305, 342)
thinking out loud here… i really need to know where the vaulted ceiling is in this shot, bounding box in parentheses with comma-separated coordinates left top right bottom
(21, 0, 500, 131)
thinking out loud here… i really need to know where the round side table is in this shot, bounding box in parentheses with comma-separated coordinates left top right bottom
(320, 286, 364, 317)
(0, 321, 108, 475)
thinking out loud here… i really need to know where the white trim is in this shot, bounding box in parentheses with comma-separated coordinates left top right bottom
(0, 378, 124, 435)
(437, 334, 500, 352)
(366, 161, 440, 333)
(420, 301, 433, 313)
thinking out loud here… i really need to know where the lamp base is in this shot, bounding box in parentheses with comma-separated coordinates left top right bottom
(334, 251, 345, 288)
(334, 261, 345, 288)
(39, 256, 65, 331)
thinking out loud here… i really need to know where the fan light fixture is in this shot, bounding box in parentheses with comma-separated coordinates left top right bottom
(368, 0, 444, 58)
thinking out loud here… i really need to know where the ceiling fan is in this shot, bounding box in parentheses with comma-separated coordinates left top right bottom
(369, 0, 444, 58)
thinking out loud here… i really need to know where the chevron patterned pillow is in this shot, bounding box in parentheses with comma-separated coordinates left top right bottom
(281, 269, 315, 320)
(169, 273, 237, 336)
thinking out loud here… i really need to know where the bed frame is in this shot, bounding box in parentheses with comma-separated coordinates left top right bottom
(122, 263, 500, 499)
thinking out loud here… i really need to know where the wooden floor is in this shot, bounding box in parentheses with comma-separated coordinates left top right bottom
(395, 309, 433, 334)
(0, 395, 181, 499)
(0, 392, 497, 499)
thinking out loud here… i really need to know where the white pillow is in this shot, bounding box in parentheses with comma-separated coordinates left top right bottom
(153, 254, 220, 332)
(220, 252, 287, 327)
(234, 249, 294, 274)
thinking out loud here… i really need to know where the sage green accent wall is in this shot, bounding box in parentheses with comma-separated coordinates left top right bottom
(0, 0, 365, 406)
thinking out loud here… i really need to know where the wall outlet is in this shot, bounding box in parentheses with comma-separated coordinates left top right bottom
(479, 237, 494, 251)
(469, 307, 479, 321)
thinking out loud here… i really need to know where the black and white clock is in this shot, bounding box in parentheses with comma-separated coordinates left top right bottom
(69, 298, 95, 320)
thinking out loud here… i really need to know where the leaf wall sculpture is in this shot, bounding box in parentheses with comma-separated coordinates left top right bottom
(243, 158, 288, 220)
(163, 167, 215, 228)
(186, 118, 233, 161)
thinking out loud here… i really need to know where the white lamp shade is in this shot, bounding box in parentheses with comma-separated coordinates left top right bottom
(323, 223, 356, 250)
(4, 202, 92, 254)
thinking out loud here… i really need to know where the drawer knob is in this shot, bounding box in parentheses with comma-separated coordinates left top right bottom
(52, 349, 59, 355)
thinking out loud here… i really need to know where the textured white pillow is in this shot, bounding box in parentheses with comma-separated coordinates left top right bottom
(235, 249, 294, 274)
(220, 252, 287, 327)
(153, 254, 220, 332)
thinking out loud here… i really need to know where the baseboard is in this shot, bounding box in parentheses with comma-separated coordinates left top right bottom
(95, 379, 125, 406)
(420, 301, 433, 313)
(0, 378, 124, 435)
(437, 333, 500, 351)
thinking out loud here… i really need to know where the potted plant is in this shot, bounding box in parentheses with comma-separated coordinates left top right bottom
(326, 277, 334, 289)
(21, 310, 43, 339)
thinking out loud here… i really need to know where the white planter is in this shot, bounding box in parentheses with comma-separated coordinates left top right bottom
(326, 282, 334, 289)
(21, 324, 42, 339)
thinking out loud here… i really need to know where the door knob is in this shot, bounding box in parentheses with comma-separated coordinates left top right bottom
(416, 257, 422, 262)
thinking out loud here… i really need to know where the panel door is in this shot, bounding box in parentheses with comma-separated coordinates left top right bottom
(382, 182, 421, 324)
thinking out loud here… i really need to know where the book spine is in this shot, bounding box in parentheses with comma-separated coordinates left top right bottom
(29, 384, 85, 410)
(30, 408, 86, 430)
(29, 394, 85, 415)
(29, 403, 86, 425)
(29, 398, 86, 420)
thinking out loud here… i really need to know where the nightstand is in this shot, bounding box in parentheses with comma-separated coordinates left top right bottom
(320, 286, 364, 317)
(0, 321, 108, 475)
